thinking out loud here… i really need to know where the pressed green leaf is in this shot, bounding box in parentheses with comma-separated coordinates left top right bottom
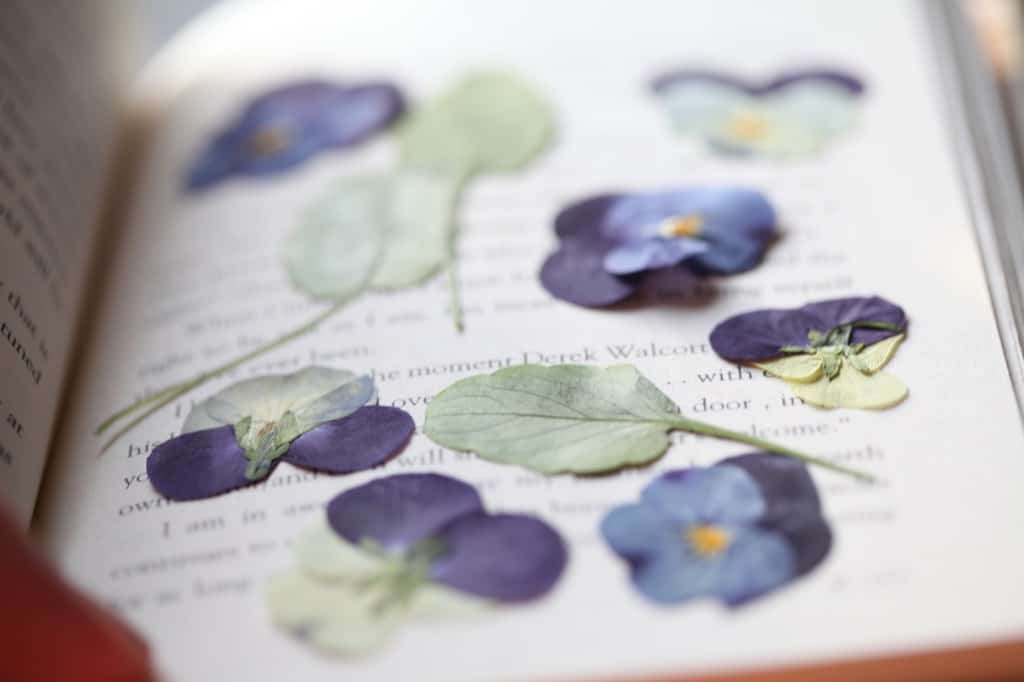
(368, 172, 461, 289)
(425, 364, 684, 474)
(283, 175, 386, 301)
(425, 364, 874, 481)
(400, 72, 554, 174)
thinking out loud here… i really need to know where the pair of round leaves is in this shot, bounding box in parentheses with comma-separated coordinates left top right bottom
(266, 473, 568, 656)
(146, 367, 414, 500)
(283, 72, 554, 305)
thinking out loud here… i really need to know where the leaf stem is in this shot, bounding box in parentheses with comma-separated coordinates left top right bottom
(444, 240, 464, 334)
(671, 417, 875, 483)
(96, 299, 349, 453)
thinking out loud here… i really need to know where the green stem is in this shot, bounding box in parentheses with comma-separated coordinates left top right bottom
(671, 417, 875, 483)
(96, 299, 349, 453)
(444, 241, 464, 334)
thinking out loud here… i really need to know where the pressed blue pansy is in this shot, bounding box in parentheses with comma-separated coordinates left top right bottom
(146, 367, 414, 500)
(602, 453, 831, 606)
(710, 296, 909, 409)
(185, 80, 405, 192)
(266, 473, 568, 655)
(652, 69, 864, 159)
(540, 188, 777, 307)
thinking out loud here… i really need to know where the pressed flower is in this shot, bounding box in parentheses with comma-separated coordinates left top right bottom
(602, 453, 831, 606)
(185, 80, 405, 191)
(146, 367, 414, 500)
(540, 188, 777, 307)
(266, 473, 568, 655)
(710, 296, 908, 409)
(651, 69, 864, 159)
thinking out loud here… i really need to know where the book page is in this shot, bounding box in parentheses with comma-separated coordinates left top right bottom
(0, 0, 132, 525)
(34, 1, 1024, 680)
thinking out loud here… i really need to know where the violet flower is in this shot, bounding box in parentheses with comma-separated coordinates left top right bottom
(652, 69, 864, 159)
(710, 296, 909, 409)
(266, 473, 568, 655)
(602, 453, 831, 606)
(540, 188, 777, 307)
(185, 80, 405, 192)
(147, 367, 414, 500)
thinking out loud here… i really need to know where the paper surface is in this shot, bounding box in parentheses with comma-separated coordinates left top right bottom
(34, 1, 1024, 680)
(0, 0, 130, 524)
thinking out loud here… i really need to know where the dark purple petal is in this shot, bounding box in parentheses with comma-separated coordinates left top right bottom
(326, 473, 484, 553)
(430, 512, 568, 601)
(284, 406, 413, 473)
(803, 296, 906, 346)
(652, 68, 864, 96)
(718, 453, 831, 578)
(553, 194, 622, 240)
(185, 80, 405, 192)
(710, 296, 906, 361)
(147, 426, 252, 501)
(540, 242, 638, 307)
(710, 308, 823, 361)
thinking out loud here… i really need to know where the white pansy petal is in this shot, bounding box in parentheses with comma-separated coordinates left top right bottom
(407, 583, 493, 620)
(755, 354, 823, 383)
(788, 365, 907, 409)
(293, 521, 387, 580)
(265, 570, 405, 656)
(182, 367, 374, 434)
(854, 334, 905, 374)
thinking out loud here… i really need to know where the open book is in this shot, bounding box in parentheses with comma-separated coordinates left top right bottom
(9, 0, 1024, 679)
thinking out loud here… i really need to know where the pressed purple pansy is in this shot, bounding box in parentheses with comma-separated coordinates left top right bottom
(710, 296, 909, 408)
(185, 80, 405, 192)
(147, 367, 414, 500)
(266, 473, 568, 655)
(652, 68, 865, 159)
(540, 188, 778, 307)
(602, 453, 831, 606)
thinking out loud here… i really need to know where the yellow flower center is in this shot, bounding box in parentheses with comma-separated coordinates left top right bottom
(686, 524, 732, 558)
(247, 125, 292, 156)
(658, 214, 704, 238)
(725, 110, 770, 142)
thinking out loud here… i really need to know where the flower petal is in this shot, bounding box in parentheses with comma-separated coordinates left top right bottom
(788, 365, 908, 409)
(716, 454, 832, 577)
(283, 406, 414, 473)
(553, 194, 622, 241)
(540, 241, 638, 307)
(642, 465, 765, 525)
(601, 502, 681, 561)
(265, 569, 405, 656)
(185, 81, 404, 192)
(756, 354, 823, 382)
(146, 425, 251, 500)
(293, 521, 387, 580)
(626, 525, 795, 606)
(603, 237, 708, 275)
(429, 512, 567, 602)
(182, 367, 374, 434)
(803, 296, 907, 346)
(326, 473, 483, 553)
(852, 334, 905, 373)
